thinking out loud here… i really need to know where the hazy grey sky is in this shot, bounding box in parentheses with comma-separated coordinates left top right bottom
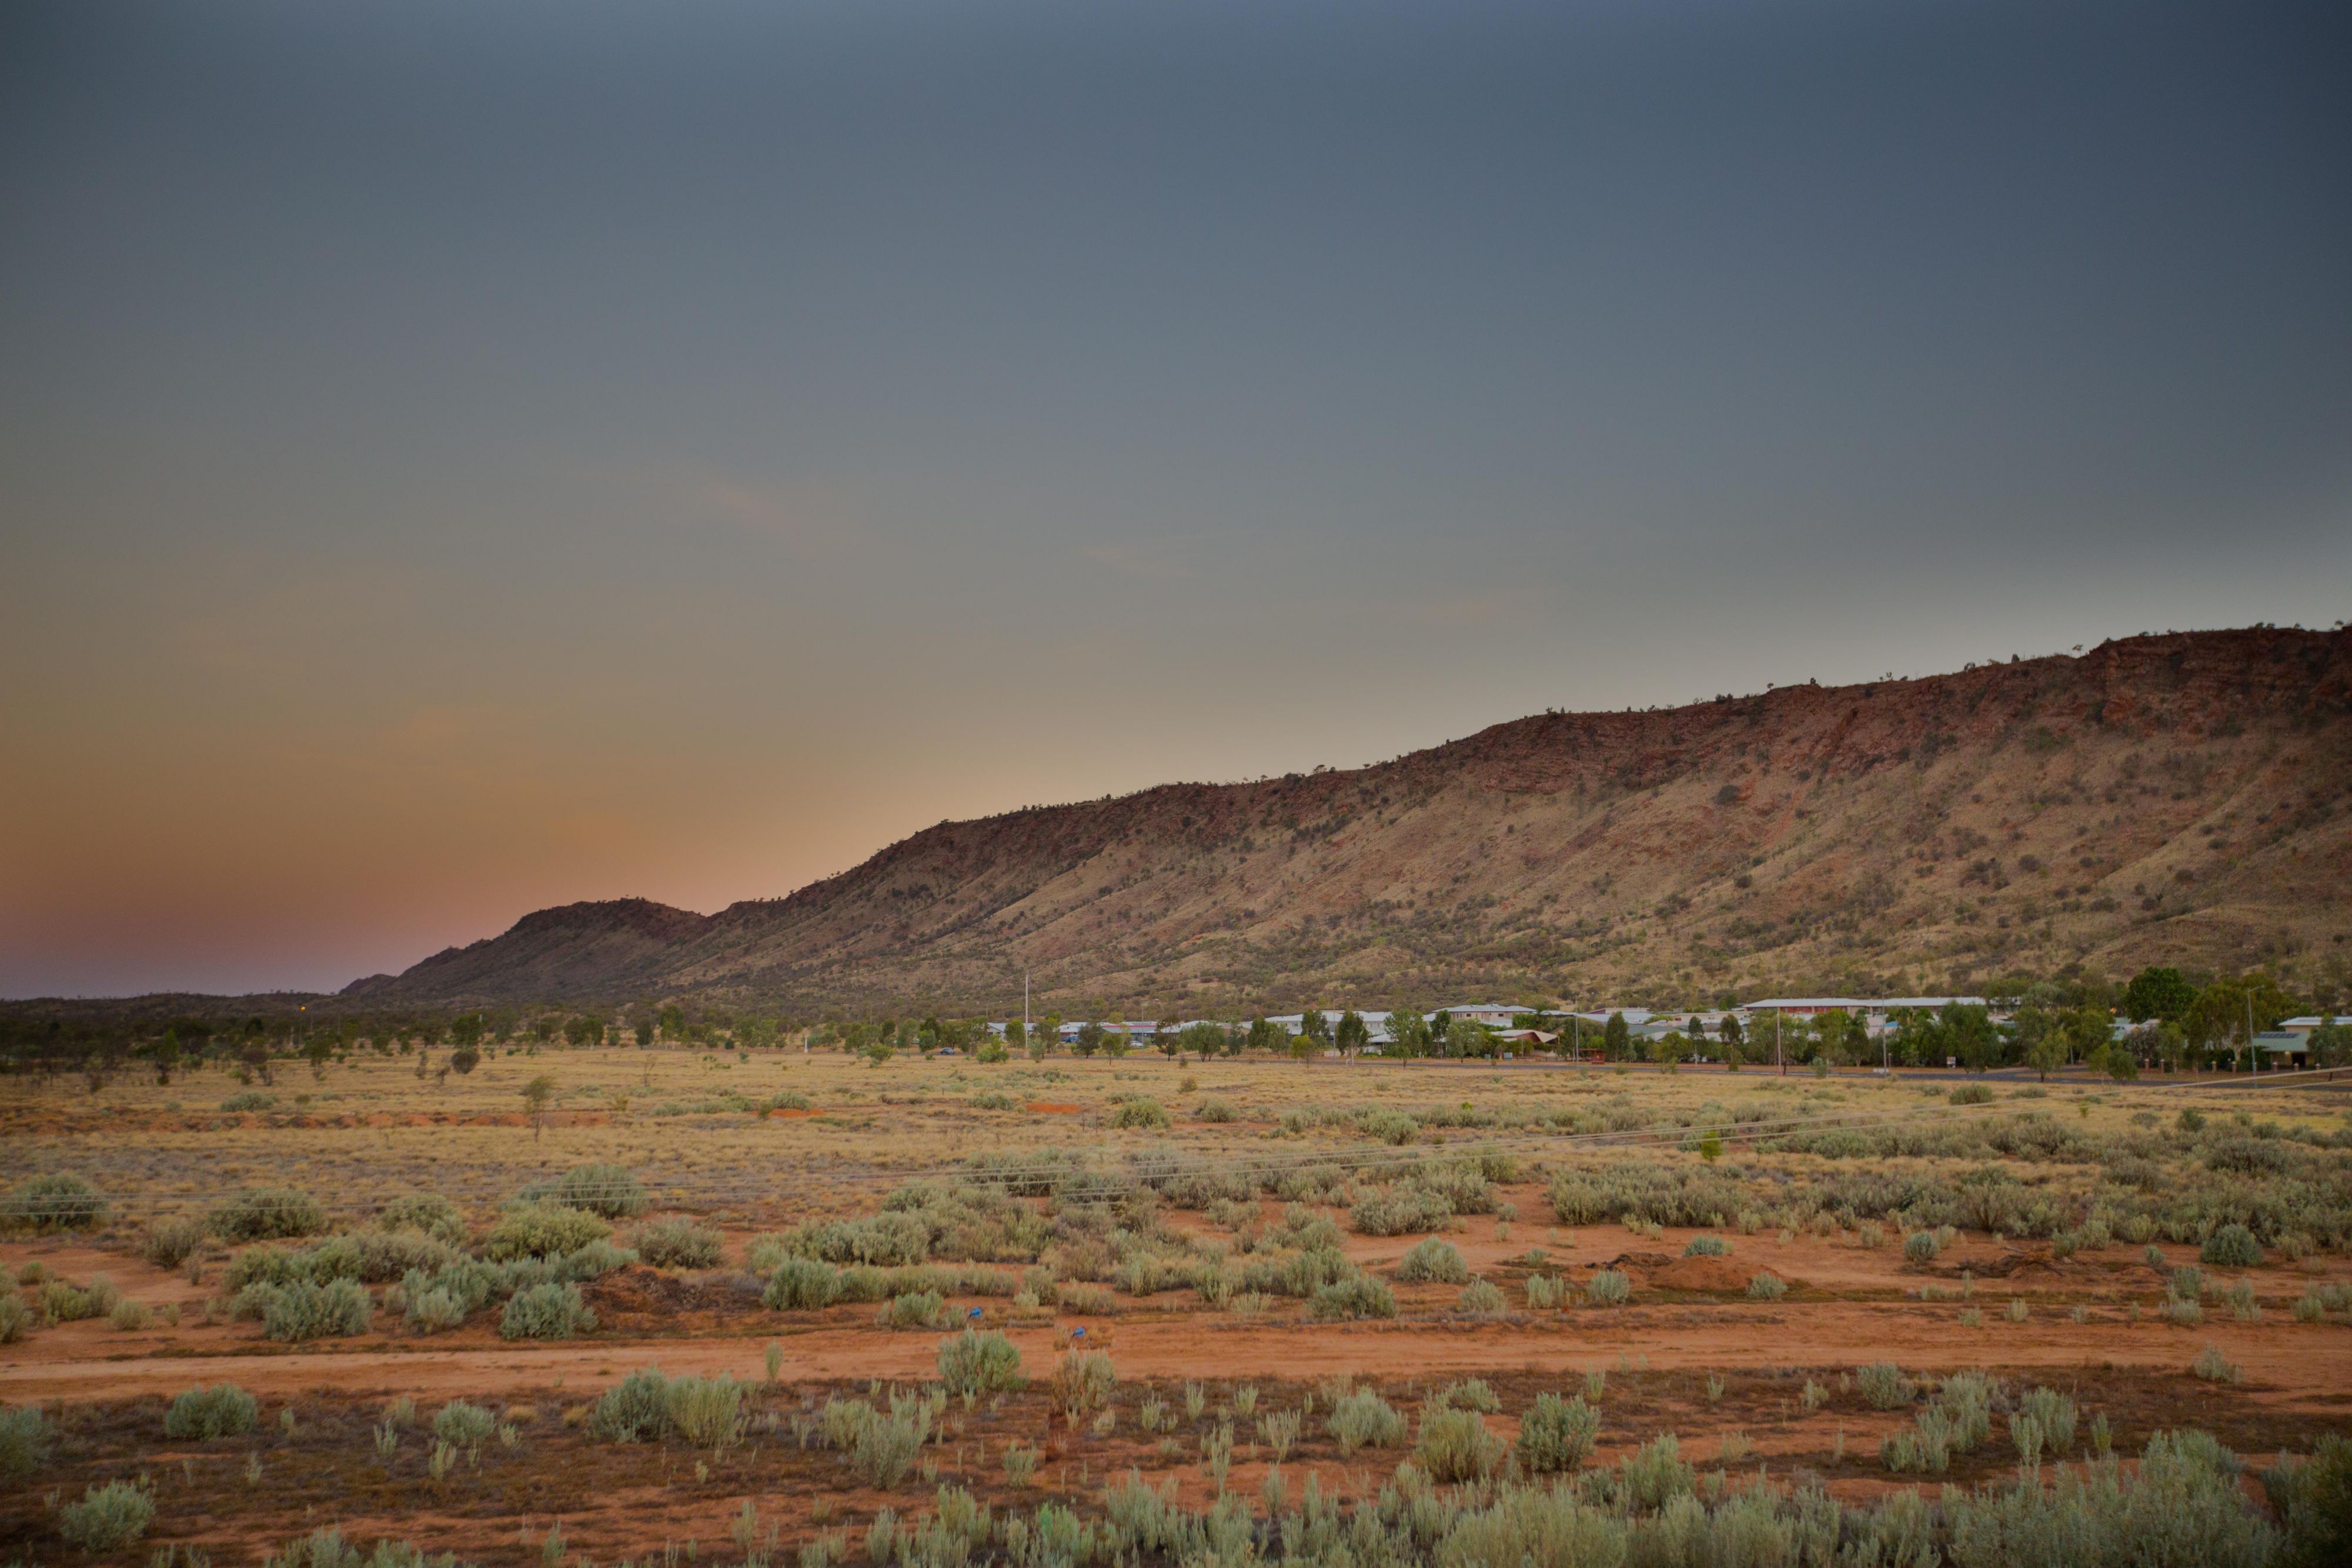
(4, 0, 2347, 995)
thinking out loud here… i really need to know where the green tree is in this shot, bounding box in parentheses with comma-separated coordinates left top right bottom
(1298, 1009, 1332, 1047)
(1073, 1022, 1105, 1058)
(1335, 1010, 1370, 1054)
(2024, 1027, 2066, 1081)
(2123, 965, 2198, 1024)
(657, 1005, 686, 1042)
(523, 1074, 557, 1138)
(151, 1028, 182, 1086)
(1444, 1016, 1492, 1059)
(1944, 1003, 2000, 1072)
(450, 1014, 484, 1051)
(1602, 1011, 1631, 1061)
(1175, 1021, 1225, 1061)
(1385, 1011, 1431, 1058)
(2308, 1023, 2352, 1068)
(1004, 1019, 1026, 1054)
(2185, 973, 2296, 1068)
(302, 1034, 333, 1081)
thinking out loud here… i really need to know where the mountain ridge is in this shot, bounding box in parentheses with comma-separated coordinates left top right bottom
(343, 627, 2352, 1014)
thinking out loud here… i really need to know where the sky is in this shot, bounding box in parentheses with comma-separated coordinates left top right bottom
(2, 0, 2348, 997)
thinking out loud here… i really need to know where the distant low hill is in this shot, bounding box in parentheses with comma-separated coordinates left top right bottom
(343, 627, 2352, 1016)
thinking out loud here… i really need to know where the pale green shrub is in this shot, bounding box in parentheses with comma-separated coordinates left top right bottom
(58, 1479, 153, 1550)
(632, 1217, 723, 1269)
(1516, 1392, 1600, 1473)
(165, 1383, 257, 1439)
(664, 1375, 746, 1451)
(937, 1329, 1024, 1396)
(1746, 1272, 1788, 1300)
(1458, 1278, 1506, 1317)
(590, 1366, 673, 1442)
(1052, 1349, 1116, 1416)
(260, 1279, 372, 1342)
(1309, 1276, 1396, 1320)
(1585, 1269, 1631, 1306)
(499, 1282, 596, 1340)
(208, 1186, 325, 1242)
(1327, 1389, 1406, 1455)
(2201, 1224, 2263, 1269)
(763, 1256, 842, 1310)
(1397, 1238, 1469, 1284)
(143, 1215, 207, 1269)
(5, 1173, 108, 1232)
(517, 1162, 647, 1219)
(1857, 1362, 1912, 1409)
(483, 1202, 612, 1261)
(1684, 1235, 1730, 1257)
(431, 1399, 495, 1450)
(0, 1403, 54, 1479)
(1416, 1407, 1503, 1483)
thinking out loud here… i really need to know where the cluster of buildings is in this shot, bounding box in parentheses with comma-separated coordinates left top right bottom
(991, 1001, 2352, 1066)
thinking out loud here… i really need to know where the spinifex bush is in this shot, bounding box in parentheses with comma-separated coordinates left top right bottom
(1053, 1349, 1117, 1418)
(937, 1329, 1025, 1396)
(664, 1375, 747, 1452)
(5, 1173, 107, 1232)
(1684, 1235, 1730, 1257)
(2200, 1223, 2263, 1269)
(164, 1383, 259, 1440)
(1327, 1389, 1406, 1455)
(143, 1216, 206, 1271)
(1950, 1084, 1995, 1105)
(2016, 1386, 2077, 1455)
(499, 1282, 596, 1340)
(518, 1162, 647, 1219)
(1397, 1238, 1469, 1284)
(1746, 1272, 1789, 1300)
(483, 1202, 612, 1261)
(208, 1186, 326, 1242)
(1903, 1231, 1940, 1263)
(1416, 1407, 1504, 1483)
(1584, 1269, 1632, 1307)
(632, 1217, 723, 1269)
(1517, 1393, 1601, 1474)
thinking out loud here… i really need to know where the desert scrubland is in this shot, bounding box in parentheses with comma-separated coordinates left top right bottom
(5, 1045, 2351, 1564)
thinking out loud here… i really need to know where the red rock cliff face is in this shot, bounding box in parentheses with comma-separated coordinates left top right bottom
(359, 628, 2352, 1012)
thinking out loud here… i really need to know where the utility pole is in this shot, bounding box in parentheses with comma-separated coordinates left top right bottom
(1776, 1008, 1784, 1076)
(1024, 971, 1031, 1041)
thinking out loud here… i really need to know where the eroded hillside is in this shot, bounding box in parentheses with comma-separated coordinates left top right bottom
(352, 628, 2352, 1012)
